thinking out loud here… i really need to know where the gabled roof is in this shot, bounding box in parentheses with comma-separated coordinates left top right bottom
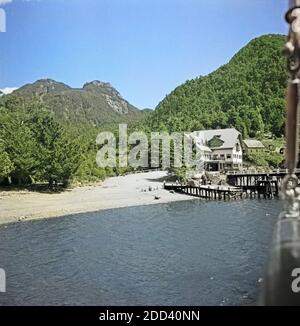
(189, 128, 241, 150)
(184, 133, 212, 152)
(197, 144, 212, 152)
(243, 139, 265, 148)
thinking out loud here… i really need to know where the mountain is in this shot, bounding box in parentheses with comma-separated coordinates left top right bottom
(2, 79, 142, 125)
(146, 34, 287, 137)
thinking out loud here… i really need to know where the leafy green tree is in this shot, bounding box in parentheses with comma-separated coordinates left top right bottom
(45, 129, 82, 187)
(247, 152, 268, 168)
(0, 142, 14, 179)
(0, 105, 85, 187)
(0, 110, 39, 185)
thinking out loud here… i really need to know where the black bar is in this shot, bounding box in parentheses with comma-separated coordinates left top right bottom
(0, 306, 299, 324)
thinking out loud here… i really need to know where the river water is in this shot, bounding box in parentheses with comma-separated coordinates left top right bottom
(0, 199, 282, 306)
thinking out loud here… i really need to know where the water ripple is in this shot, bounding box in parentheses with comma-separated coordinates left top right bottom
(0, 199, 282, 305)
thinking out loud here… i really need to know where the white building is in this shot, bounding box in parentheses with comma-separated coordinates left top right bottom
(188, 128, 243, 171)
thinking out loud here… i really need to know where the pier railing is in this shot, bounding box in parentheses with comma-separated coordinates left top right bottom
(225, 168, 300, 175)
(164, 181, 278, 200)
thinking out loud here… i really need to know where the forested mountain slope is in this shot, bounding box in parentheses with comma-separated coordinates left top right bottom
(147, 34, 287, 137)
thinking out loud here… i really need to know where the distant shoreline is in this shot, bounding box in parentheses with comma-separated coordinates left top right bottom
(0, 171, 195, 226)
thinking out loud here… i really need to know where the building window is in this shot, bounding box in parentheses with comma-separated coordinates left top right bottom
(226, 154, 231, 159)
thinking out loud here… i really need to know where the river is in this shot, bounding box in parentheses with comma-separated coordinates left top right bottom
(0, 199, 282, 306)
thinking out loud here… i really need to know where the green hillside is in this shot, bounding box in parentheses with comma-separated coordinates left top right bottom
(146, 34, 287, 137)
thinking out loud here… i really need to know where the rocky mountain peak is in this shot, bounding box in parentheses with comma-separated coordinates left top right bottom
(2, 78, 142, 124)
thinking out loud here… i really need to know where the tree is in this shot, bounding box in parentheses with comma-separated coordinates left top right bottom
(28, 111, 83, 187)
(0, 110, 39, 185)
(0, 142, 14, 180)
(45, 129, 82, 187)
(0, 105, 83, 187)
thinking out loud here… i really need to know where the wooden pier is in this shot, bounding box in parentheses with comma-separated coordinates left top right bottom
(164, 184, 244, 200)
(164, 169, 300, 200)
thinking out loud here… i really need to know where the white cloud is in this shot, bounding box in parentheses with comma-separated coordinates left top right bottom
(0, 0, 13, 6)
(0, 87, 18, 95)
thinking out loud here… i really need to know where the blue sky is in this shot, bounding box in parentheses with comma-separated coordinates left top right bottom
(0, 0, 287, 109)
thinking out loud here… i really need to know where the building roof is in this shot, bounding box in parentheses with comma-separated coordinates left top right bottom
(189, 128, 241, 150)
(197, 144, 212, 152)
(184, 133, 212, 152)
(243, 139, 265, 148)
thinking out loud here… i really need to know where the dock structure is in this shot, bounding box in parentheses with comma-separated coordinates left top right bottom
(164, 169, 300, 200)
(226, 169, 300, 186)
(164, 184, 244, 200)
